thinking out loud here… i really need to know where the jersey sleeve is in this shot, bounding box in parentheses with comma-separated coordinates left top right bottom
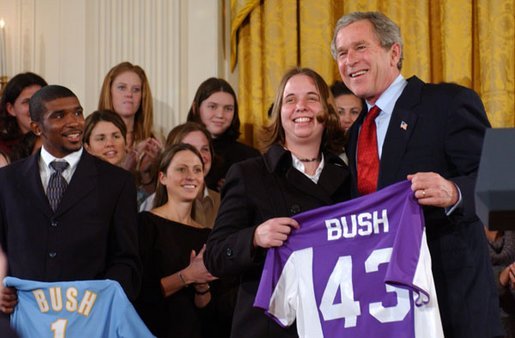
(384, 190, 431, 305)
(254, 246, 298, 327)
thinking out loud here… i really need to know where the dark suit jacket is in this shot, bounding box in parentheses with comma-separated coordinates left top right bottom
(0, 150, 141, 300)
(204, 144, 350, 338)
(347, 76, 503, 337)
(0, 316, 18, 338)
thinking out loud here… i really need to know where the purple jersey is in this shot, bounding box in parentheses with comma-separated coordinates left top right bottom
(255, 181, 443, 338)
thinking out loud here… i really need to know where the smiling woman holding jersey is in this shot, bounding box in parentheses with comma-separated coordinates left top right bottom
(204, 67, 350, 338)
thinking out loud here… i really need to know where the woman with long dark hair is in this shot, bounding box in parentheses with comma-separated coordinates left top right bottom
(187, 77, 260, 191)
(0, 72, 47, 161)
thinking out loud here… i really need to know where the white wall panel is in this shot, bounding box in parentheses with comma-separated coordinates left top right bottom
(86, 0, 182, 137)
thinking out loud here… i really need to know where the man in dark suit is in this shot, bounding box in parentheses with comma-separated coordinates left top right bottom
(0, 247, 18, 337)
(0, 85, 141, 315)
(331, 11, 502, 337)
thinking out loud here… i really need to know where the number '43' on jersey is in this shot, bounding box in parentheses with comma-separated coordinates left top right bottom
(254, 180, 444, 338)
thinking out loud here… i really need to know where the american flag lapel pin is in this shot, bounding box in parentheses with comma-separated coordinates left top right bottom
(400, 121, 408, 130)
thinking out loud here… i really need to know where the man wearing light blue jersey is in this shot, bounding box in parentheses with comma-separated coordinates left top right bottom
(0, 85, 141, 317)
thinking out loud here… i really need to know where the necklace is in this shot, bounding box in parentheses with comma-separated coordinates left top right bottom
(298, 155, 320, 163)
(284, 146, 321, 163)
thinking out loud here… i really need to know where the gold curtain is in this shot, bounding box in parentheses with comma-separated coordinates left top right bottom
(231, 0, 515, 146)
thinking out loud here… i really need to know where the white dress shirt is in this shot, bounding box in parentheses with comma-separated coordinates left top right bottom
(366, 74, 407, 159)
(39, 147, 83, 194)
(291, 153, 325, 184)
(364, 75, 461, 213)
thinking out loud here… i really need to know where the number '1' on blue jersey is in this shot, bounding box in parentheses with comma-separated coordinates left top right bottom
(4, 277, 155, 338)
(255, 180, 444, 338)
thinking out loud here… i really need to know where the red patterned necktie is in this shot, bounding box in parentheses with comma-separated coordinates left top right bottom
(357, 106, 380, 195)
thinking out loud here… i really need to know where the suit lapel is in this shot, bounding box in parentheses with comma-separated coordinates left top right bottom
(286, 168, 333, 204)
(265, 145, 346, 204)
(378, 76, 424, 188)
(347, 106, 368, 196)
(18, 152, 53, 217)
(285, 159, 347, 204)
(318, 161, 349, 198)
(55, 151, 97, 216)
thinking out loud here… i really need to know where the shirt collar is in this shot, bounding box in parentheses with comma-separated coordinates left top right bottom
(40, 146, 83, 170)
(366, 74, 407, 115)
(202, 185, 210, 199)
(291, 153, 325, 184)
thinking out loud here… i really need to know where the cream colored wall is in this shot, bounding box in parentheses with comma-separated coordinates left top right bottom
(0, 0, 235, 136)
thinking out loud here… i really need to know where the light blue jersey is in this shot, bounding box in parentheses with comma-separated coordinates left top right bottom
(4, 277, 154, 338)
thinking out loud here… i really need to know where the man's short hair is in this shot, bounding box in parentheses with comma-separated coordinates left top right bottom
(29, 85, 77, 122)
(331, 11, 404, 70)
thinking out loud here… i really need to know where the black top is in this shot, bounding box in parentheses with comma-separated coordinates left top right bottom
(206, 138, 260, 191)
(0, 315, 19, 338)
(0, 135, 21, 159)
(205, 144, 350, 338)
(137, 212, 230, 338)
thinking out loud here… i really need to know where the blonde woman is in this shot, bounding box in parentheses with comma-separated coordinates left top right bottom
(98, 62, 162, 202)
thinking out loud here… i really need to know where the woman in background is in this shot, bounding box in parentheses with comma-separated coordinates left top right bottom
(0, 247, 19, 338)
(485, 228, 515, 337)
(140, 122, 220, 228)
(98, 62, 162, 203)
(187, 77, 260, 191)
(0, 72, 47, 161)
(162, 122, 220, 228)
(204, 67, 350, 338)
(137, 143, 218, 338)
(498, 260, 515, 338)
(329, 81, 363, 164)
(329, 80, 363, 134)
(0, 149, 10, 168)
(139, 123, 235, 336)
(83, 110, 128, 167)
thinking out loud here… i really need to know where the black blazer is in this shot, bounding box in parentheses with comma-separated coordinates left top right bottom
(205, 144, 350, 338)
(0, 150, 141, 300)
(0, 316, 18, 338)
(347, 76, 503, 337)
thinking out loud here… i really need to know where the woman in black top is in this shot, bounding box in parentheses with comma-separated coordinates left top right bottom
(187, 77, 260, 191)
(204, 68, 350, 338)
(137, 144, 218, 338)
